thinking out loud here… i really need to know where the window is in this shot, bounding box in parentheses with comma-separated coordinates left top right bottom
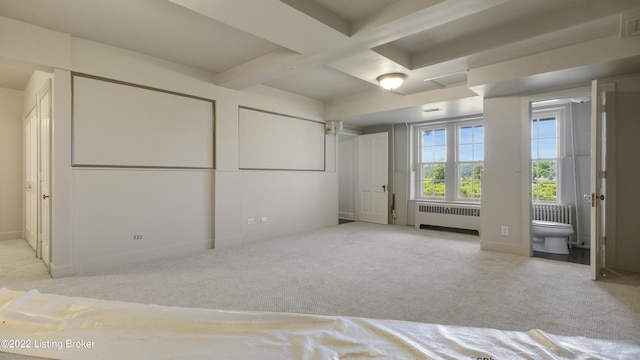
(416, 118, 483, 202)
(458, 124, 484, 200)
(531, 110, 560, 203)
(419, 128, 446, 197)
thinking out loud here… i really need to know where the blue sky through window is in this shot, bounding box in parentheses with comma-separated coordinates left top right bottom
(422, 129, 446, 162)
(532, 118, 557, 159)
(459, 125, 483, 161)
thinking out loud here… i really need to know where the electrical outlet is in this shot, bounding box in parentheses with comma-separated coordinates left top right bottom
(247, 218, 255, 225)
(260, 217, 268, 223)
(133, 235, 143, 240)
(501, 226, 509, 236)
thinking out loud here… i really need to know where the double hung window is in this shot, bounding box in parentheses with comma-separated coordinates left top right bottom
(416, 118, 483, 202)
(457, 124, 484, 200)
(531, 109, 561, 203)
(419, 128, 447, 197)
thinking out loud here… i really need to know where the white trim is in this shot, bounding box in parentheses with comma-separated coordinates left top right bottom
(530, 105, 568, 203)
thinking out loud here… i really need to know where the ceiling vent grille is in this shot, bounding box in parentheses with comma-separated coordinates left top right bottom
(621, 11, 640, 37)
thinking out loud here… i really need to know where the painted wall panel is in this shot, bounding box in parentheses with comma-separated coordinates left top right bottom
(72, 75, 214, 168)
(238, 107, 324, 171)
(74, 169, 212, 271)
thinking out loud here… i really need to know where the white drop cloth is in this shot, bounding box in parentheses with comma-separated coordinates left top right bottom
(0, 288, 638, 359)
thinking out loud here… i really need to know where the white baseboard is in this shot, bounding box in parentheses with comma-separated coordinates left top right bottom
(480, 240, 529, 257)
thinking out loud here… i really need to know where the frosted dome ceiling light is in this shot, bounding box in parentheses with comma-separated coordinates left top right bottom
(376, 73, 407, 90)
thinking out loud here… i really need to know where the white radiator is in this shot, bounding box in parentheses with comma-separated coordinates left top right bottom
(414, 202, 481, 232)
(532, 203, 572, 225)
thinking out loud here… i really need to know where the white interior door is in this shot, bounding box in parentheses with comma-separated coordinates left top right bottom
(24, 106, 38, 252)
(590, 80, 610, 281)
(357, 132, 388, 224)
(38, 81, 52, 268)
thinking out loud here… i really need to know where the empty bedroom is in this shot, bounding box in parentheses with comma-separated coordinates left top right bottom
(1, 0, 640, 359)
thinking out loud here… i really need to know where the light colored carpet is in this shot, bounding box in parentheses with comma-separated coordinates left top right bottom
(0, 239, 50, 285)
(3, 222, 640, 345)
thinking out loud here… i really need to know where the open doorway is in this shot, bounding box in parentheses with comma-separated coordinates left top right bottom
(0, 62, 52, 281)
(338, 133, 357, 224)
(528, 92, 592, 265)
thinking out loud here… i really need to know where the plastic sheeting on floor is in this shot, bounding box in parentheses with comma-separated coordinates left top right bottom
(0, 288, 638, 360)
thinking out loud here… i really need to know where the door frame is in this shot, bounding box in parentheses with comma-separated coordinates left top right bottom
(337, 132, 358, 221)
(24, 104, 39, 253)
(521, 87, 592, 258)
(37, 80, 52, 271)
(590, 80, 615, 280)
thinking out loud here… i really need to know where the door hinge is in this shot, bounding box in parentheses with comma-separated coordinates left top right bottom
(600, 104, 607, 113)
(601, 170, 607, 179)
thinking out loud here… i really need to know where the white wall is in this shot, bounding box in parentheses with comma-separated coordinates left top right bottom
(480, 97, 530, 256)
(0, 88, 24, 241)
(23, 71, 53, 114)
(73, 169, 213, 272)
(0, 18, 337, 276)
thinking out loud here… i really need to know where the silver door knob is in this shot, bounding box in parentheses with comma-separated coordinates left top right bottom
(42, 194, 49, 200)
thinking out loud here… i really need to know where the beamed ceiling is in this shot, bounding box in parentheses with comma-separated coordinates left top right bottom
(1, 0, 640, 126)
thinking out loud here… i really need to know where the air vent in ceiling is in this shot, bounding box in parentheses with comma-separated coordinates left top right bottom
(621, 10, 640, 37)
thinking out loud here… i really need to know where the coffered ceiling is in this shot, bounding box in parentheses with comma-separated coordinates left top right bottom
(1, 0, 640, 126)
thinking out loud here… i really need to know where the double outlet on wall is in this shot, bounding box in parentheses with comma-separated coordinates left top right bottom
(501, 226, 509, 236)
(247, 217, 268, 225)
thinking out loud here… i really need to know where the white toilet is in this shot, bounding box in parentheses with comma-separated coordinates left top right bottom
(532, 220, 574, 254)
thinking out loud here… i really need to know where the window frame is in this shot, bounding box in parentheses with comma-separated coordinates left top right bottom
(414, 117, 483, 203)
(416, 125, 448, 199)
(455, 122, 484, 202)
(530, 106, 564, 204)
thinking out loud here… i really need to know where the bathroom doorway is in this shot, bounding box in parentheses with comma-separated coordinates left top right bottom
(528, 90, 592, 265)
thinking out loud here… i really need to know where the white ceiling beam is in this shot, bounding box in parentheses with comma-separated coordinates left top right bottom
(169, 0, 348, 54)
(468, 35, 640, 97)
(213, 49, 303, 90)
(325, 83, 479, 121)
(411, 3, 628, 70)
(371, 43, 411, 70)
(170, 0, 509, 91)
(279, 0, 350, 36)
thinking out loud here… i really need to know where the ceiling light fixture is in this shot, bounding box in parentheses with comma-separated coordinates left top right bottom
(376, 73, 407, 90)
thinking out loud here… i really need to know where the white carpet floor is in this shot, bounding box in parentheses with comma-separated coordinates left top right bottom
(2, 222, 639, 345)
